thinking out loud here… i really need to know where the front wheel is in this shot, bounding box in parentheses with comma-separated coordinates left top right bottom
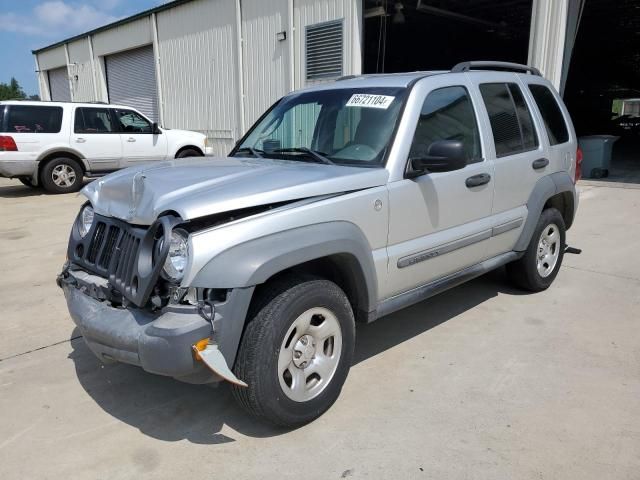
(175, 148, 203, 158)
(507, 207, 566, 291)
(232, 276, 355, 427)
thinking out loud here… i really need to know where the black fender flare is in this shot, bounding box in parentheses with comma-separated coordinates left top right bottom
(515, 172, 577, 251)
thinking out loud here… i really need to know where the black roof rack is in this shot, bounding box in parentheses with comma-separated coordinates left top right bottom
(451, 61, 542, 76)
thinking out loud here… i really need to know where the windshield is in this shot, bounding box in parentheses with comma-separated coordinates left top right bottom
(234, 87, 408, 167)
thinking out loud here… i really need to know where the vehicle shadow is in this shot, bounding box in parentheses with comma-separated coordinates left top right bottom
(0, 180, 92, 199)
(67, 267, 529, 443)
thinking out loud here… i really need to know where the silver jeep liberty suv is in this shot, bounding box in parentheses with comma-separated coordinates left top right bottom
(58, 61, 581, 427)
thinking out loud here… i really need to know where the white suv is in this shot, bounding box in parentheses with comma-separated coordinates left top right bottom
(0, 101, 213, 193)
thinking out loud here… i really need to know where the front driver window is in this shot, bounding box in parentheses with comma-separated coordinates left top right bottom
(115, 109, 152, 133)
(409, 86, 482, 163)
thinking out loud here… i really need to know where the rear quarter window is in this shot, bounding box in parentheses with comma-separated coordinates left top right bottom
(3, 105, 63, 133)
(528, 84, 569, 145)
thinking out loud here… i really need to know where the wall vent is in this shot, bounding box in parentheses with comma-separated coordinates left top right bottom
(305, 20, 344, 81)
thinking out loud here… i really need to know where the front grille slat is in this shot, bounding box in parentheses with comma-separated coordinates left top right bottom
(99, 225, 120, 270)
(87, 223, 106, 264)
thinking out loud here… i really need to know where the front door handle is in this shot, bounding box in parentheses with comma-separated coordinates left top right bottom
(466, 173, 491, 188)
(127, 137, 136, 142)
(75, 138, 86, 143)
(532, 158, 549, 170)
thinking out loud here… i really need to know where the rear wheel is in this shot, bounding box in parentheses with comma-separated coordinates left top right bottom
(232, 276, 355, 427)
(507, 208, 566, 292)
(175, 148, 202, 158)
(40, 157, 83, 194)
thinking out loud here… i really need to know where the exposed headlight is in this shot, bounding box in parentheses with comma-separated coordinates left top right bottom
(160, 229, 189, 281)
(78, 205, 94, 238)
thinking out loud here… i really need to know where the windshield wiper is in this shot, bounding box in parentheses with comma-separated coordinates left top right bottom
(234, 146, 265, 158)
(273, 147, 335, 165)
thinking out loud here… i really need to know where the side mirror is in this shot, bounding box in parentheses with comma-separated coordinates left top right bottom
(152, 122, 162, 135)
(408, 140, 467, 177)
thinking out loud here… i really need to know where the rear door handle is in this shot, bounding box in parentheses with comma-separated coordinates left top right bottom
(127, 137, 136, 142)
(532, 158, 549, 170)
(75, 138, 86, 143)
(466, 173, 491, 188)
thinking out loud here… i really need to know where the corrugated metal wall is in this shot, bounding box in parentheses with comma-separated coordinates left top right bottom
(34, 0, 364, 155)
(156, 0, 240, 155)
(106, 46, 159, 121)
(241, 0, 291, 128)
(48, 67, 71, 101)
(67, 39, 95, 102)
(293, 0, 362, 89)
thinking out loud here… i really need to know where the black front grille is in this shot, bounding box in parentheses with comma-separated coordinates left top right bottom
(68, 212, 181, 307)
(69, 214, 150, 306)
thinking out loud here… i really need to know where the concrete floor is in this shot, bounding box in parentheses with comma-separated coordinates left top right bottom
(0, 177, 639, 479)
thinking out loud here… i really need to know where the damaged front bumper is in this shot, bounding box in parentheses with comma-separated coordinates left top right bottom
(58, 268, 252, 385)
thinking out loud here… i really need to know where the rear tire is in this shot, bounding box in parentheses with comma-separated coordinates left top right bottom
(507, 208, 566, 292)
(175, 148, 202, 159)
(232, 276, 355, 427)
(40, 157, 83, 194)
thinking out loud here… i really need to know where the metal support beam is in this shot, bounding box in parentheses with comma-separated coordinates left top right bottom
(528, 0, 569, 89)
(87, 35, 99, 101)
(151, 12, 165, 125)
(63, 43, 74, 101)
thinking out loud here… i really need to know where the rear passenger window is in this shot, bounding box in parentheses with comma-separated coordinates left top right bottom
(3, 106, 63, 133)
(480, 83, 538, 157)
(409, 86, 482, 163)
(528, 84, 569, 145)
(75, 108, 117, 134)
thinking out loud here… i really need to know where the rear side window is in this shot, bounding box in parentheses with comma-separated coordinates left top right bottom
(74, 108, 117, 133)
(2, 106, 63, 133)
(528, 84, 569, 145)
(409, 86, 482, 163)
(480, 83, 538, 157)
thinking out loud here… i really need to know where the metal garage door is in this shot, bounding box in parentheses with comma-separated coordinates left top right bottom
(106, 45, 158, 121)
(48, 67, 71, 102)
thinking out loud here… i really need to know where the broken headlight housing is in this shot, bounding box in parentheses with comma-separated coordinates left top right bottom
(158, 228, 189, 282)
(77, 205, 94, 238)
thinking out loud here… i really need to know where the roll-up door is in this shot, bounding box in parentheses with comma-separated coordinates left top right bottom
(106, 45, 158, 122)
(48, 67, 71, 102)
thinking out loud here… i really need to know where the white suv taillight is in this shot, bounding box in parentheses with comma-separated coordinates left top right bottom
(574, 147, 583, 183)
(0, 135, 18, 152)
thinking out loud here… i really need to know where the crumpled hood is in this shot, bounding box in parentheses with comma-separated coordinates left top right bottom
(83, 157, 389, 225)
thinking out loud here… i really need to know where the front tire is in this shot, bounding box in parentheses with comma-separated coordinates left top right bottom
(175, 148, 202, 158)
(40, 157, 83, 194)
(507, 207, 566, 291)
(232, 276, 355, 427)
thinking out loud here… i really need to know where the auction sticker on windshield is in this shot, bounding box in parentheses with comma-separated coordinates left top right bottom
(346, 94, 395, 109)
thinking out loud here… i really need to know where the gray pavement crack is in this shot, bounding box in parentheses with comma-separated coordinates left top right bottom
(0, 335, 83, 362)
(563, 264, 640, 283)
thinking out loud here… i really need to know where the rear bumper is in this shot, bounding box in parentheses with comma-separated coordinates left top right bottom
(0, 159, 36, 178)
(62, 283, 216, 383)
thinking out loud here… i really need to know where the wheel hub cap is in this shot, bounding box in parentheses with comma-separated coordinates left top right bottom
(277, 307, 343, 402)
(536, 223, 560, 278)
(52, 165, 76, 187)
